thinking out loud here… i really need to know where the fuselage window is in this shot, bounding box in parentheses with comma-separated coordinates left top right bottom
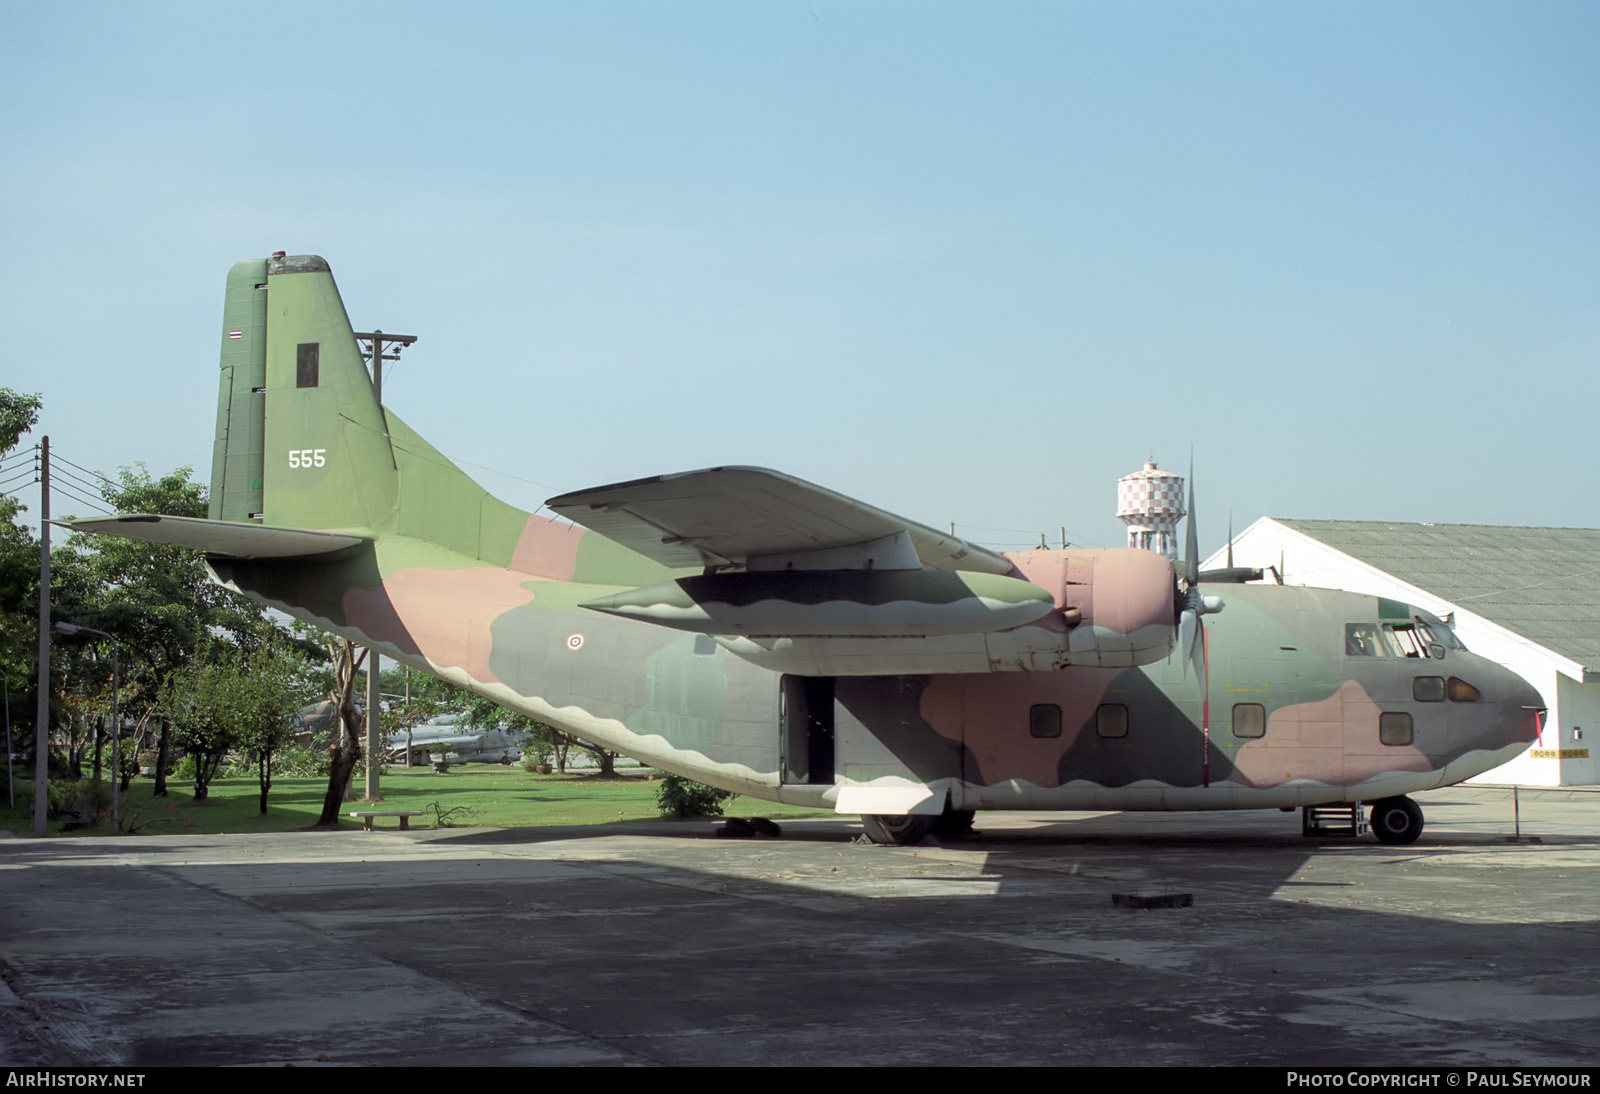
(692, 634, 717, 656)
(1029, 704, 1062, 738)
(1231, 703, 1266, 739)
(1413, 676, 1445, 702)
(1447, 677, 1481, 702)
(296, 342, 320, 388)
(1379, 711, 1414, 746)
(1096, 704, 1128, 738)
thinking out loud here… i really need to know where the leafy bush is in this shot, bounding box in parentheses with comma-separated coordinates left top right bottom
(271, 740, 327, 777)
(655, 773, 735, 818)
(44, 778, 110, 823)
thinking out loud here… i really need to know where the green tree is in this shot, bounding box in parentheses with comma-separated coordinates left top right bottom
(68, 465, 314, 796)
(0, 390, 42, 770)
(232, 641, 312, 813)
(159, 653, 239, 800)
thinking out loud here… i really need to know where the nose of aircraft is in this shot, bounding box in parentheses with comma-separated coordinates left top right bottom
(1477, 655, 1546, 747)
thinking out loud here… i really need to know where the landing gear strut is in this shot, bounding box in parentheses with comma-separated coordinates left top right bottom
(1369, 796, 1424, 845)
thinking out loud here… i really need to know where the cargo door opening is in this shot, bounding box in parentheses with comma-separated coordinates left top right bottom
(780, 674, 835, 785)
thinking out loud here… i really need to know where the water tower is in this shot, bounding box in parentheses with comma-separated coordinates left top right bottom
(1117, 460, 1185, 559)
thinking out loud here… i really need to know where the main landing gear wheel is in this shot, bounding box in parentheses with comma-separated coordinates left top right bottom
(1369, 796, 1424, 845)
(860, 813, 938, 846)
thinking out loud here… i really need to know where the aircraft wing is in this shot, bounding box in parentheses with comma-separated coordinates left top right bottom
(59, 515, 365, 559)
(546, 466, 1013, 574)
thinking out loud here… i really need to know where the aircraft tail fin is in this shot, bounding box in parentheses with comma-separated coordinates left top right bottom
(209, 255, 398, 533)
(204, 254, 610, 576)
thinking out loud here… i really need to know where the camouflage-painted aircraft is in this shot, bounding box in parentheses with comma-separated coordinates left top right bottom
(70, 254, 1544, 845)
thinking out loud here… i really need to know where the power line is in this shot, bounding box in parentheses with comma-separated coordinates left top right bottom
(0, 468, 39, 492)
(50, 480, 111, 516)
(52, 465, 111, 500)
(52, 453, 119, 491)
(0, 449, 38, 474)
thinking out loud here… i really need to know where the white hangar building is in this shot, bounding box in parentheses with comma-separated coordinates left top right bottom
(1201, 520, 1599, 787)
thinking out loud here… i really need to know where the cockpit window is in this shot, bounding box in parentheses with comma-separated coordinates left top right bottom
(1346, 624, 1406, 657)
(1385, 621, 1453, 659)
(1346, 624, 1384, 657)
(1349, 618, 1465, 659)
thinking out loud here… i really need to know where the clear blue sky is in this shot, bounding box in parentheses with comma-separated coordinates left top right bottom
(4, 1, 1596, 552)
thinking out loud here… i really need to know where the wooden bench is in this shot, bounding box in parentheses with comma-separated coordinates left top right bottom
(348, 810, 425, 832)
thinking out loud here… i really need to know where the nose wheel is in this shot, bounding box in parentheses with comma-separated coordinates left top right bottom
(1369, 796, 1424, 845)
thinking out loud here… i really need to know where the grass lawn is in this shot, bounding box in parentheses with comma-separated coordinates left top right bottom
(2, 764, 835, 837)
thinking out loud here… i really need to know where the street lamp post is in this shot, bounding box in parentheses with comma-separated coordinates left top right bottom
(54, 622, 120, 832)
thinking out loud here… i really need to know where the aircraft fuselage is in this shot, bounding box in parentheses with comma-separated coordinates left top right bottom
(212, 544, 1541, 816)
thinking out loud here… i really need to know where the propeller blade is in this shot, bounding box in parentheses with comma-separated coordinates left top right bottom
(1179, 607, 1197, 680)
(1185, 459, 1198, 588)
(1189, 614, 1207, 683)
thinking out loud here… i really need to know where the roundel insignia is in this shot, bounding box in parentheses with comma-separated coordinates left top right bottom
(566, 633, 584, 651)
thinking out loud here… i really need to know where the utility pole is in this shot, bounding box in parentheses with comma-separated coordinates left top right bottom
(354, 330, 416, 801)
(34, 437, 49, 836)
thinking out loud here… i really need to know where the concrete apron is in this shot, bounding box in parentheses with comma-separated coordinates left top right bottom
(1, 786, 1596, 1066)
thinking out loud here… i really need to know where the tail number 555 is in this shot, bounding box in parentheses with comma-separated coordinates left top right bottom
(288, 448, 327, 469)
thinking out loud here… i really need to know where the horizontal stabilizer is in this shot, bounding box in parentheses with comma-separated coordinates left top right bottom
(547, 466, 1013, 575)
(60, 515, 365, 559)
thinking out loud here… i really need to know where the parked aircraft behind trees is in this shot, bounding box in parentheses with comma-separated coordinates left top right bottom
(388, 714, 522, 768)
(68, 255, 1545, 844)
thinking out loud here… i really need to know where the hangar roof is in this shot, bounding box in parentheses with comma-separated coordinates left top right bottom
(1276, 520, 1600, 673)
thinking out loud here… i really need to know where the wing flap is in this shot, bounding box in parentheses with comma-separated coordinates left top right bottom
(61, 515, 365, 559)
(546, 466, 1012, 575)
